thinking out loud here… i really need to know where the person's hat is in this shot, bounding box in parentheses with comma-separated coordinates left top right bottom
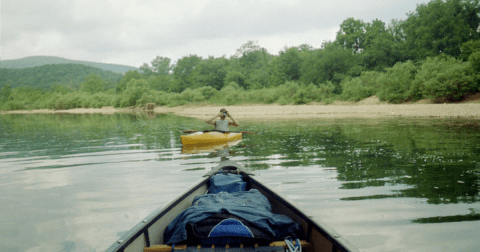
(220, 108, 227, 113)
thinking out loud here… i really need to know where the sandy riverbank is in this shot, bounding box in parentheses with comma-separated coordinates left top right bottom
(2, 96, 480, 121)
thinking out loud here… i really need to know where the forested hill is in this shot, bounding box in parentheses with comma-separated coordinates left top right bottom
(0, 64, 123, 90)
(0, 56, 137, 74)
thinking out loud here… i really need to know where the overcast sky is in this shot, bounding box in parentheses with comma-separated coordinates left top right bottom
(1, 0, 428, 68)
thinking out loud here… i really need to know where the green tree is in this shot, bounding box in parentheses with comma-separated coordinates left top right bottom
(80, 74, 106, 94)
(413, 56, 477, 102)
(341, 71, 380, 101)
(191, 56, 229, 90)
(140, 56, 172, 77)
(232, 41, 273, 89)
(0, 84, 12, 104)
(116, 70, 143, 93)
(224, 70, 247, 89)
(362, 19, 404, 70)
(197, 86, 218, 100)
(139, 63, 154, 77)
(151, 56, 172, 75)
(469, 51, 480, 87)
(120, 78, 149, 107)
(298, 44, 314, 52)
(233, 40, 262, 57)
(403, 0, 480, 59)
(377, 61, 417, 103)
(469, 51, 480, 73)
(238, 48, 271, 72)
(247, 68, 270, 89)
(269, 46, 303, 86)
(268, 57, 286, 87)
(336, 18, 366, 53)
(387, 19, 407, 43)
(460, 40, 480, 61)
(49, 83, 71, 94)
(301, 42, 362, 92)
(147, 75, 173, 92)
(172, 55, 202, 92)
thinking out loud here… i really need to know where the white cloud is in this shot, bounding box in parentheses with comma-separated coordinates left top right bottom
(0, 0, 429, 67)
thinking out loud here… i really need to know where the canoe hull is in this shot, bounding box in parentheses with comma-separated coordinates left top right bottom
(106, 161, 359, 252)
(180, 131, 242, 145)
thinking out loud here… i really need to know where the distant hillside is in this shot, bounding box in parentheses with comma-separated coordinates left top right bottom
(0, 64, 123, 90)
(0, 56, 138, 74)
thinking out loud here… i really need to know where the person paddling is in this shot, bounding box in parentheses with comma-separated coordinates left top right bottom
(206, 108, 239, 131)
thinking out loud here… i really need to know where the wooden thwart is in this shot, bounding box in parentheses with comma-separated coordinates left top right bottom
(144, 241, 310, 252)
(144, 244, 187, 252)
(270, 240, 310, 248)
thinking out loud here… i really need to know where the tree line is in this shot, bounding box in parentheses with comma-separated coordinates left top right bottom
(1, 0, 480, 110)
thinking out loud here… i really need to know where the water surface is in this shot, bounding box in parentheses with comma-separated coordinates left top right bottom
(1, 114, 479, 252)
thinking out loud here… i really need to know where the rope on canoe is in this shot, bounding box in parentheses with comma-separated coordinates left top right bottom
(284, 237, 302, 252)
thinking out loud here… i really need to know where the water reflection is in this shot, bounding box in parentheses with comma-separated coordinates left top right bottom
(412, 208, 480, 223)
(239, 119, 480, 207)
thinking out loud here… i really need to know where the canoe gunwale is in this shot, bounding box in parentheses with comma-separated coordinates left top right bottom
(105, 176, 209, 252)
(246, 176, 360, 252)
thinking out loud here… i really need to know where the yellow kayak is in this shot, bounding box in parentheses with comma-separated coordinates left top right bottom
(180, 131, 243, 145)
(181, 139, 242, 154)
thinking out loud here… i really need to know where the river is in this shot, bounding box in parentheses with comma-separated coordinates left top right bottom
(1, 113, 479, 252)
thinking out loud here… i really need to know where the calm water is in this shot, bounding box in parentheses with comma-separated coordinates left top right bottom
(1, 113, 479, 252)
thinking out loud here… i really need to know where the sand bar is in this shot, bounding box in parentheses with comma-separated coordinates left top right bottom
(154, 103, 480, 121)
(2, 96, 479, 121)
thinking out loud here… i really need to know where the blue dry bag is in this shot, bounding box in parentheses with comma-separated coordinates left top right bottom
(208, 173, 247, 194)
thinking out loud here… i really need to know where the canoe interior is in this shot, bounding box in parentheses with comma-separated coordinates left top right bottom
(107, 177, 209, 252)
(106, 162, 359, 252)
(247, 176, 358, 252)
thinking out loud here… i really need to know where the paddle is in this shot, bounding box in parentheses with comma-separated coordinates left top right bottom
(182, 130, 260, 134)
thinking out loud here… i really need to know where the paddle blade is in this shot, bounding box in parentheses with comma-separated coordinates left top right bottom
(182, 130, 198, 133)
